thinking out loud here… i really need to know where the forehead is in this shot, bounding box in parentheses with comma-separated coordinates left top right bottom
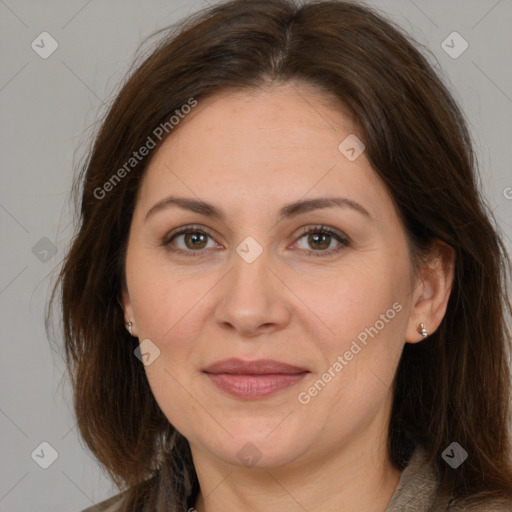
(168, 81, 358, 150)
(135, 82, 389, 219)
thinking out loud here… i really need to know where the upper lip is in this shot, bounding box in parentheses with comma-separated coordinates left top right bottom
(203, 358, 309, 375)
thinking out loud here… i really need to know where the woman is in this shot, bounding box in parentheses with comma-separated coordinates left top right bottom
(50, 0, 512, 510)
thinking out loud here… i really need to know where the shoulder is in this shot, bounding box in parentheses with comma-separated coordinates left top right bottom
(385, 447, 512, 512)
(439, 495, 512, 511)
(438, 497, 512, 511)
(80, 491, 127, 512)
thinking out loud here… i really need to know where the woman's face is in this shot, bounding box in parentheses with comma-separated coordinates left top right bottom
(123, 82, 422, 469)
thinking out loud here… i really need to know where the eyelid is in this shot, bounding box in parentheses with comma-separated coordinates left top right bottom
(161, 225, 222, 259)
(294, 224, 349, 244)
(292, 225, 350, 257)
(162, 224, 218, 246)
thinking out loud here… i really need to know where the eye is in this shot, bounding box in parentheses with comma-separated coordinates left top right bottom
(292, 225, 349, 257)
(162, 225, 220, 256)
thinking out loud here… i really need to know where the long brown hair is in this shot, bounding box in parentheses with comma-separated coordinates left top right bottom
(48, 0, 512, 509)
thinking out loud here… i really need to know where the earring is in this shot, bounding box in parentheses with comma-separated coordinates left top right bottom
(418, 322, 428, 338)
(127, 321, 133, 336)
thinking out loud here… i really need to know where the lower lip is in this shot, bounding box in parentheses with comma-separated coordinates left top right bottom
(205, 372, 308, 399)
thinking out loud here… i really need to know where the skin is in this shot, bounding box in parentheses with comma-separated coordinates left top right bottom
(122, 81, 454, 512)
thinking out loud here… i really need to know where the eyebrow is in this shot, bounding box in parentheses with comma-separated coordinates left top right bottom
(144, 195, 372, 222)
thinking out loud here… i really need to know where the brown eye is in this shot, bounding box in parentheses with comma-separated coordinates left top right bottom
(164, 227, 218, 254)
(307, 232, 331, 250)
(294, 226, 349, 257)
(183, 232, 209, 250)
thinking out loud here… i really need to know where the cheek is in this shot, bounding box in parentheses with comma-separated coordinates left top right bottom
(294, 254, 410, 408)
(127, 250, 217, 341)
(301, 255, 409, 349)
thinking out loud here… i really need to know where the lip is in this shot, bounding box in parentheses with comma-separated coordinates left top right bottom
(203, 358, 309, 399)
(203, 358, 308, 375)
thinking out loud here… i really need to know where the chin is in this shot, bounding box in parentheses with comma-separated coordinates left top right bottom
(190, 419, 315, 469)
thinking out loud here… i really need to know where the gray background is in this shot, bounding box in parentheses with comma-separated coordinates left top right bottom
(0, 1, 511, 511)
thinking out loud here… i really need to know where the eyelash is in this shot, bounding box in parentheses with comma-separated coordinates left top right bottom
(161, 224, 350, 258)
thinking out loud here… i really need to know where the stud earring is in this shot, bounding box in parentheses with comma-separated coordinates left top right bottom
(127, 321, 133, 336)
(418, 322, 428, 338)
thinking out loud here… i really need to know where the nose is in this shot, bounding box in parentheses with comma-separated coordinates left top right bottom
(213, 248, 292, 338)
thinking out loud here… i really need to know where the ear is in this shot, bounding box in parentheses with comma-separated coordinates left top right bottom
(120, 286, 138, 337)
(405, 240, 455, 343)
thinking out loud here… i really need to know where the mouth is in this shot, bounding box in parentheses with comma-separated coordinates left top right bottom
(202, 358, 310, 399)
